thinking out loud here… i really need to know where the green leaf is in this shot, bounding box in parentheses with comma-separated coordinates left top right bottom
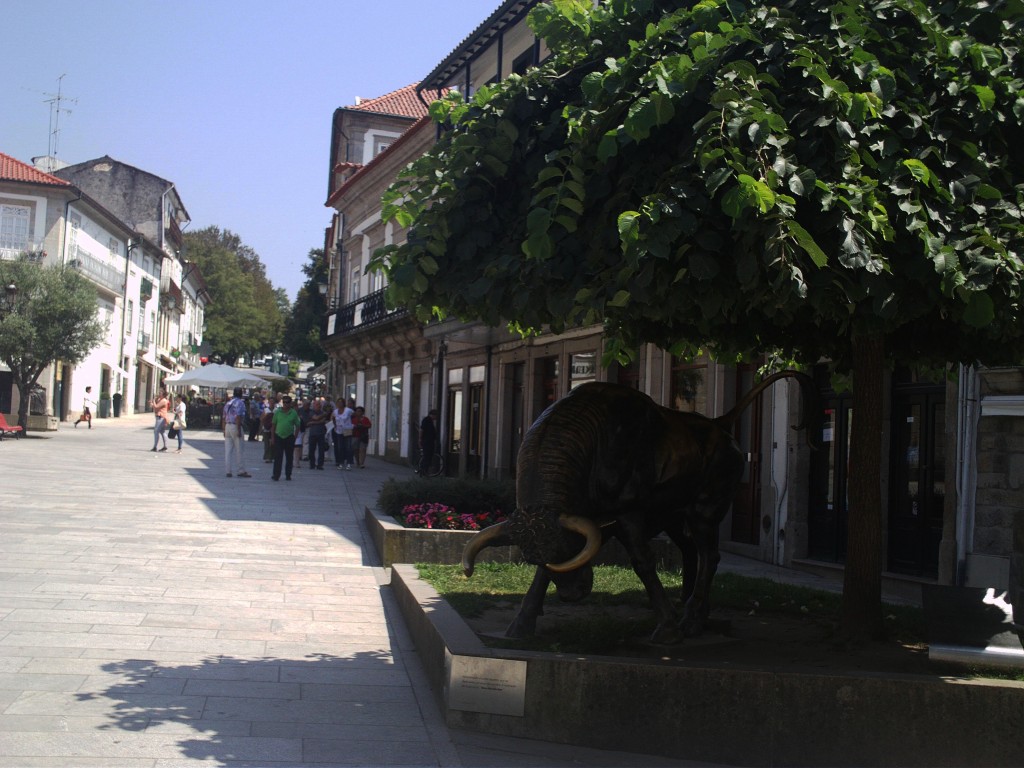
(963, 291, 994, 328)
(784, 221, 828, 268)
(971, 85, 996, 111)
(902, 159, 932, 185)
(738, 174, 775, 213)
(608, 290, 631, 307)
(618, 211, 640, 242)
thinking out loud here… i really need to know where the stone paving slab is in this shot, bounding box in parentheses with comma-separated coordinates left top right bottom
(0, 416, 715, 767)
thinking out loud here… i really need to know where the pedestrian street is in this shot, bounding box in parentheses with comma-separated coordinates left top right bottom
(0, 415, 704, 768)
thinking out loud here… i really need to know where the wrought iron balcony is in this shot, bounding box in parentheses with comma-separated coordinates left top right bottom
(68, 245, 125, 295)
(323, 288, 406, 338)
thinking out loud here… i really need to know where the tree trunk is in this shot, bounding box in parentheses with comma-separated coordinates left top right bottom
(841, 332, 885, 640)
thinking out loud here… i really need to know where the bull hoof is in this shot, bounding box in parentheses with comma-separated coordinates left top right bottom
(649, 623, 685, 645)
(680, 617, 705, 638)
(505, 614, 538, 638)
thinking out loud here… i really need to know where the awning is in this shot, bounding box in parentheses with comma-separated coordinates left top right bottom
(106, 363, 131, 378)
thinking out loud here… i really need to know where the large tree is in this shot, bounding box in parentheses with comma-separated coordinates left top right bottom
(184, 227, 285, 365)
(0, 259, 105, 431)
(282, 247, 328, 365)
(378, 0, 1024, 639)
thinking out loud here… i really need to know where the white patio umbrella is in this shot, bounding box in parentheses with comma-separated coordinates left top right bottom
(234, 366, 290, 382)
(163, 363, 268, 389)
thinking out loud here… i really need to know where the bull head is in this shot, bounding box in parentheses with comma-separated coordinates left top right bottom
(461, 512, 602, 577)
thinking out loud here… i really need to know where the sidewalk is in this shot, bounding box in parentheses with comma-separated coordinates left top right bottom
(0, 416, 716, 767)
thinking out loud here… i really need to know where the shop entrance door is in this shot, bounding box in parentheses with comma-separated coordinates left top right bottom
(888, 388, 945, 577)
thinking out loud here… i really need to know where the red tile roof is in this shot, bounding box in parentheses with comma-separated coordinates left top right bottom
(0, 152, 72, 187)
(347, 84, 430, 119)
(326, 116, 432, 207)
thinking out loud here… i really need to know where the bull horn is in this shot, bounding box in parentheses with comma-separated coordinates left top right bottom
(545, 515, 602, 573)
(461, 521, 508, 577)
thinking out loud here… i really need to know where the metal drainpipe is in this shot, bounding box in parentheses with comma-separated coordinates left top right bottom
(955, 364, 980, 586)
(118, 239, 134, 404)
(482, 344, 493, 479)
(435, 339, 448, 469)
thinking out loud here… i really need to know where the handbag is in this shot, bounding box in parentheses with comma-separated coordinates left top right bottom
(168, 426, 179, 439)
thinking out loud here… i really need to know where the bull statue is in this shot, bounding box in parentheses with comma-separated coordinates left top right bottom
(462, 371, 818, 644)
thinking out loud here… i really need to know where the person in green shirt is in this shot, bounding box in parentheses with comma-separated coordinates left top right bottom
(270, 395, 302, 481)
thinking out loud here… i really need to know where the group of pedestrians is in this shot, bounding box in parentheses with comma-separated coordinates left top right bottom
(219, 389, 372, 481)
(140, 386, 376, 482)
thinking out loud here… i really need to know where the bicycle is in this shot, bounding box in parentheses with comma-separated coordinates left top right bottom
(408, 447, 444, 477)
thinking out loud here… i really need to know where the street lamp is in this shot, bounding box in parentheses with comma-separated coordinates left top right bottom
(1, 283, 17, 315)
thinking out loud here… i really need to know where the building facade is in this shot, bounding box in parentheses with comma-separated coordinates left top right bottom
(0, 152, 208, 426)
(54, 156, 209, 409)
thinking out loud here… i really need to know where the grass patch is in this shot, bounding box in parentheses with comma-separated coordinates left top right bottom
(415, 562, 928, 656)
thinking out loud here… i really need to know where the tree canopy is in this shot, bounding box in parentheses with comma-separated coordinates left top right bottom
(378, 0, 1024, 639)
(282, 247, 328, 365)
(184, 227, 286, 365)
(379, 0, 1023, 370)
(0, 259, 105, 429)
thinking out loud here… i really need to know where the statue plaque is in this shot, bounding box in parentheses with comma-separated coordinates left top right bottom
(447, 655, 527, 716)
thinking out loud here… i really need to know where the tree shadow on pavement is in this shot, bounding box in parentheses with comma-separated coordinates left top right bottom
(76, 650, 437, 766)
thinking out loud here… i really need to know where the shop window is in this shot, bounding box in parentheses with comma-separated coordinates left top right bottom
(534, 357, 559, 420)
(570, 352, 596, 389)
(448, 388, 463, 453)
(670, 360, 708, 414)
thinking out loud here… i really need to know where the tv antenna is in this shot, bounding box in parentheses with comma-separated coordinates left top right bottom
(44, 74, 76, 160)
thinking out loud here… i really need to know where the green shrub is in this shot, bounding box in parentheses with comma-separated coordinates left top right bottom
(377, 476, 515, 520)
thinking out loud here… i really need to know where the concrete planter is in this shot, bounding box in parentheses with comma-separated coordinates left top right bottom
(26, 415, 58, 431)
(391, 563, 1024, 768)
(365, 506, 519, 568)
(365, 505, 684, 570)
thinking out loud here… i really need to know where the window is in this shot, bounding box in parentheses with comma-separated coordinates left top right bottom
(108, 238, 120, 258)
(127, 300, 133, 334)
(670, 359, 708, 414)
(512, 47, 535, 75)
(387, 375, 402, 442)
(0, 204, 30, 252)
(350, 266, 361, 302)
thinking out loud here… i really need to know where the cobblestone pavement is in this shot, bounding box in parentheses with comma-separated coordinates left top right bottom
(0, 415, 716, 767)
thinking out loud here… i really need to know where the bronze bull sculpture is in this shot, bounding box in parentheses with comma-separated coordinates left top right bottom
(462, 372, 818, 644)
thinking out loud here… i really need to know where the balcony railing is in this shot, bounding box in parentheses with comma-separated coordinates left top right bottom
(68, 245, 125, 294)
(323, 288, 405, 338)
(1, 244, 46, 262)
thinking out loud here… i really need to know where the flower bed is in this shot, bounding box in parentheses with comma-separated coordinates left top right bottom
(396, 502, 508, 531)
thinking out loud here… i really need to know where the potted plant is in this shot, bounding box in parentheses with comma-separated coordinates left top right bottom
(98, 390, 111, 418)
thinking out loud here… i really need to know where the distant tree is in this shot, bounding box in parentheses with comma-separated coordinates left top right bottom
(0, 259, 105, 430)
(282, 247, 328, 365)
(379, 0, 1024, 640)
(184, 227, 286, 364)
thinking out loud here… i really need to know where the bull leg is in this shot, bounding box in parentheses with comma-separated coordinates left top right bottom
(677, 521, 722, 637)
(505, 566, 551, 638)
(614, 521, 682, 645)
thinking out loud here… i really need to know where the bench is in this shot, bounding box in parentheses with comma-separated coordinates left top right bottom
(0, 413, 24, 440)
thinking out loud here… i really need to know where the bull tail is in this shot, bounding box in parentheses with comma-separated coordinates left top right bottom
(714, 370, 821, 449)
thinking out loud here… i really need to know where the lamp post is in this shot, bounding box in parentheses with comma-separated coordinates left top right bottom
(2, 283, 16, 313)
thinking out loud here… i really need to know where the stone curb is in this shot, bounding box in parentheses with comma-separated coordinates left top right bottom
(391, 564, 1024, 767)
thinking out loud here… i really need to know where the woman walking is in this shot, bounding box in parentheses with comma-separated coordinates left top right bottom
(150, 389, 170, 452)
(170, 394, 188, 453)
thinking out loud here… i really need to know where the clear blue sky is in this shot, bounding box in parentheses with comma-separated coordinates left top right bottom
(3, 0, 501, 301)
